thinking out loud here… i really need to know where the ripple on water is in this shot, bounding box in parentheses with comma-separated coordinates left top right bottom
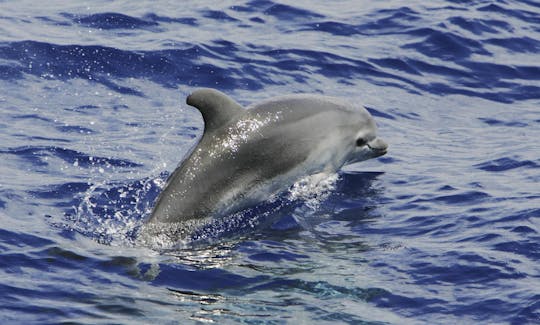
(474, 157, 539, 172)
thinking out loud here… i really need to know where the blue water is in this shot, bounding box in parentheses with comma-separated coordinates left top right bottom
(1, 0, 539, 323)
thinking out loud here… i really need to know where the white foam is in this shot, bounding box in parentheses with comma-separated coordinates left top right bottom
(288, 172, 339, 210)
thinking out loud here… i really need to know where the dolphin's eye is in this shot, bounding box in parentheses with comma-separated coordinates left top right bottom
(356, 138, 367, 147)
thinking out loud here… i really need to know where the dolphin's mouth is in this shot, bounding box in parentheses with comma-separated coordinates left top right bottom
(368, 138, 388, 157)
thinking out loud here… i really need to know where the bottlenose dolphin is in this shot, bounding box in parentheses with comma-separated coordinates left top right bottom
(146, 88, 388, 227)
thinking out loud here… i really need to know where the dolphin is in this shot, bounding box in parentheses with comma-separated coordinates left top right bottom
(146, 88, 388, 227)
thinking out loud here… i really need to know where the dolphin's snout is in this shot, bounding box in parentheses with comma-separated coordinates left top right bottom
(368, 138, 388, 156)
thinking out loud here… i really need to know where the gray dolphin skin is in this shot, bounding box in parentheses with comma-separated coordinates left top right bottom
(146, 88, 388, 225)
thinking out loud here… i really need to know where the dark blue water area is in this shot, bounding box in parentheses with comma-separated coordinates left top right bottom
(1, 0, 539, 323)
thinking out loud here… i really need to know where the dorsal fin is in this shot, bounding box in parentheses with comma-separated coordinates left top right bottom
(186, 88, 244, 133)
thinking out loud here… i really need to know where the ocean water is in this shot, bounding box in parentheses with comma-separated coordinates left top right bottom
(1, 0, 539, 323)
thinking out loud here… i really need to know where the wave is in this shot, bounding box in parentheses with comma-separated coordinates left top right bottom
(65, 12, 159, 30)
(1, 28, 539, 102)
(1, 145, 142, 168)
(475, 157, 539, 172)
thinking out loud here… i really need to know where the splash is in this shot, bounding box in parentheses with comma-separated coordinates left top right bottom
(137, 172, 339, 250)
(68, 175, 163, 246)
(68, 168, 340, 250)
(288, 172, 339, 210)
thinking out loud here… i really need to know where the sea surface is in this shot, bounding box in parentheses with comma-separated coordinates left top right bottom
(1, 0, 539, 323)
